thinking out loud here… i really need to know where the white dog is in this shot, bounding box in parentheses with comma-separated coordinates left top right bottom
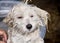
(3, 2, 49, 43)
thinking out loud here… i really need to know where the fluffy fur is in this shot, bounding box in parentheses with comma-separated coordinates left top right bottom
(3, 2, 49, 43)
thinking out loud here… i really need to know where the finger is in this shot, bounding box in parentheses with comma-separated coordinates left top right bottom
(0, 30, 4, 41)
(0, 29, 8, 41)
(3, 32, 7, 41)
(0, 41, 5, 43)
(0, 30, 4, 35)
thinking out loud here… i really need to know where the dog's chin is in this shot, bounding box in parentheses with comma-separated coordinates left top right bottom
(14, 24, 38, 35)
(15, 27, 37, 35)
(23, 27, 38, 35)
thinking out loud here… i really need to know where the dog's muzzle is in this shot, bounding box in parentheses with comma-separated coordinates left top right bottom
(26, 24, 32, 30)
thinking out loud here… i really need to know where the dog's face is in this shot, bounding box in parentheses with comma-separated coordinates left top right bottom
(3, 3, 49, 34)
(13, 8, 40, 33)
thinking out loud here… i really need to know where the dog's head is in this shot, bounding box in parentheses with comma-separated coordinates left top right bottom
(3, 2, 49, 34)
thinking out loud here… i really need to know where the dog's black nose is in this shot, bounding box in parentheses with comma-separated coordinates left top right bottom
(26, 24, 32, 30)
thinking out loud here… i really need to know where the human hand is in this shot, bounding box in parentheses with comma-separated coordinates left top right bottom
(0, 29, 8, 43)
(0, 41, 6, 43)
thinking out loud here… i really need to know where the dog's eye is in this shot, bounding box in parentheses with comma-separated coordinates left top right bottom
(17, 17, 23, 19)
(30, 15, 33, 17)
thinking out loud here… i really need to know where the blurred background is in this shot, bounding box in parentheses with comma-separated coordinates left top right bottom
(0, 0, 60, 43)
(0, 0, 21, 31)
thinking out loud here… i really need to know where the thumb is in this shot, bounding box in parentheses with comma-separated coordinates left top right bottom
(3, 31, 8, 42)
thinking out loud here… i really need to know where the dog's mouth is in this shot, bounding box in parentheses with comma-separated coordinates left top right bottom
(12, 23, 38, 35)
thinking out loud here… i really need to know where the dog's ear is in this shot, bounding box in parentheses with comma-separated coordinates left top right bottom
(33, 7, 50, 26)
(33, 7, 50, 32)
(3, 11, 13, 27)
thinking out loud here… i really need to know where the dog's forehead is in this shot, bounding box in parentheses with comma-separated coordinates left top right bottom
(13, 6, 37, 16)
(12, 3, 48, 17)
